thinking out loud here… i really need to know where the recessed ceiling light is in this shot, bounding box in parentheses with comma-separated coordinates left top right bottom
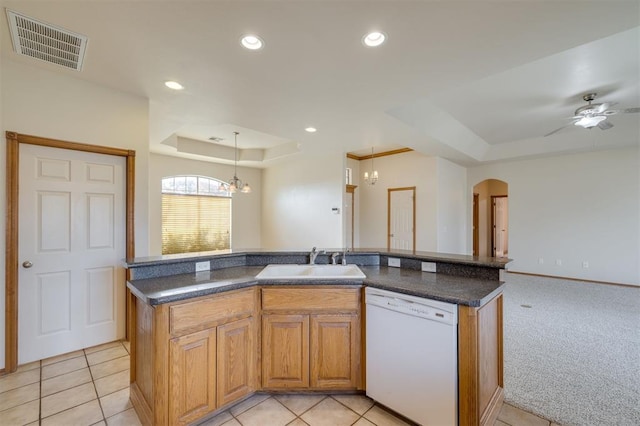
(305, 127, 317, 133)
(164, 81, 184, 90)
(241, 35, 264, 50)
(363, 31, 386, 47)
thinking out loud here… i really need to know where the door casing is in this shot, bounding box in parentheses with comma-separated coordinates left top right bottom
(4, 131, 135, 374)
(387, 187, 416, 251)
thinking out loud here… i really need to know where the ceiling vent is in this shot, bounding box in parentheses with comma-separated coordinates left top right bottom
(6, 10, 88, 71)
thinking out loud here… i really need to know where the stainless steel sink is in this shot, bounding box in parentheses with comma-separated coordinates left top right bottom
(256, 264, 366, 280)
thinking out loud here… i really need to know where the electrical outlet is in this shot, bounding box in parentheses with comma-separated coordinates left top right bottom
(555, 259, 562, 266)
(582, 261, 589, 269)
(538, 257, 544, 265)
(388, 258, 401, 268)
(195, 261, 210, 272)
(421, 262, 436, 273)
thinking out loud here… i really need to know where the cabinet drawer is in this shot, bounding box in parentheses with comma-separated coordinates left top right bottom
(262, 287, 360, 312)
(170, 288, 256, 335)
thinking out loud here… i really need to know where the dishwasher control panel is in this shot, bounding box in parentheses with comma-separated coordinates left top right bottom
(365, 287, 457, 325)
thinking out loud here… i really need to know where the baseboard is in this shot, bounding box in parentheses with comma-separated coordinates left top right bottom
(507, 271, 639, 288)
(480, 386, 504, 426)
(130, 383, 153, 426)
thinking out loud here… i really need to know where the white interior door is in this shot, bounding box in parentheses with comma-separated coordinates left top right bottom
(493, 196, 509, 257)
(18, 144, 126, 364)
(389, 189, 414, 251)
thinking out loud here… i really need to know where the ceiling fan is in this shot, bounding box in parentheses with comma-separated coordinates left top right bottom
(545, 93, 640, 137)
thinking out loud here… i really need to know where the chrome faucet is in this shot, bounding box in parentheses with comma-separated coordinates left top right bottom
(331, 252, 340, 265)
(309, 247, 324, 265)
(342, 248, 348, 265)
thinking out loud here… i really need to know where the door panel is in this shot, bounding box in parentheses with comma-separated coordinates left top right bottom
(37, 271, 71, 335)
(169, 329, 217, 425)
(262, 314, 309, 388)
(492, 196, 509, 257)
(310, 314, 359, 389)
(388, 188, 415, 251)
(217, 317, 256, 407)
(18, 144, 126, 363)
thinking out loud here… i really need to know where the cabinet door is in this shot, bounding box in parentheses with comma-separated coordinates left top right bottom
(169, 328, 216, 425)
(262, 314, 309, 388)
(217, 316, 256, 407)
(310, 314, 359, 389)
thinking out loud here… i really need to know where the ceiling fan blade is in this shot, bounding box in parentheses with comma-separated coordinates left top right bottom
(598, 120, 613, 130)
(596, 102, 612, 113)
(544, 122, 576, 137)
(604, 107, 640, 115)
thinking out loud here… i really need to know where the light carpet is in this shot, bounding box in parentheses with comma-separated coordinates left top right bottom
(502, 272, 640, 426)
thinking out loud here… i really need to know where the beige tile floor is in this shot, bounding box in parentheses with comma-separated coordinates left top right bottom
(0, 340, 558, 426)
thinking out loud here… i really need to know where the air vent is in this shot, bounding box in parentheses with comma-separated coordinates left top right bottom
(6, 10, 88, 71)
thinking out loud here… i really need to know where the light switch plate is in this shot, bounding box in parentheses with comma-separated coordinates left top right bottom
(421, 262, 436, 273)
(388, 258, 401, 268)
(195, 261, 210, 272)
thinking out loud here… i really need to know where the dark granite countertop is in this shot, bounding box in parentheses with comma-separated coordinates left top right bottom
(359, 266, 503, 307)
(128, 265, 504, 307)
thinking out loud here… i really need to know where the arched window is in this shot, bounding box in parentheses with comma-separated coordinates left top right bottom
(161, 176, 232, 255)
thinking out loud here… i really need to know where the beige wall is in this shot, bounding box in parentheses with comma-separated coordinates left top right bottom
(148, 153, 262, 254)
(261, 153, 344, 250)
(358, 151, 439, 250)
(468, 147, 639, 285)
(436, 157, 467, 254)
(0, 60, 150, 369)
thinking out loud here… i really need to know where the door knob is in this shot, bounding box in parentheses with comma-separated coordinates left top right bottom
(22, 261, 33, 268)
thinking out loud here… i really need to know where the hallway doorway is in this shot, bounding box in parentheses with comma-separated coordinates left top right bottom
(472, 179, 508, 258)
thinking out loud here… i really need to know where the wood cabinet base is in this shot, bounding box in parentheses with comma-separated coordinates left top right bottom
(458, 293, 504, 426)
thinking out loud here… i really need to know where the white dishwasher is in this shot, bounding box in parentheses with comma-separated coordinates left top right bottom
(365, 287, 458, 426)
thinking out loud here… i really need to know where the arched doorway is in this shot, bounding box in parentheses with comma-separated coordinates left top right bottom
(472, 179, 508, 258)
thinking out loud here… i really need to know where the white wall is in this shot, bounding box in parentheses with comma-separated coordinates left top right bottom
(261, 153, 343, 250)
(436, 157, 467, 254)
(358, 151, 438, 250)
(0, 60, 151, 369)
(468, 147, 640, 285)
(148, 153, 262, 254)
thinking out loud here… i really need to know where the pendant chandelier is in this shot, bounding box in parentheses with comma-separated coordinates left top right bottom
(363, 147, 378, 185)
(228, 132, 251, 194)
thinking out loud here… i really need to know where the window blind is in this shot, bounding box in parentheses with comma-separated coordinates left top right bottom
(162, 193, 231, 254)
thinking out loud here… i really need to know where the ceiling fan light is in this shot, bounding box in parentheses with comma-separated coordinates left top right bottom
(575, 115, 606, 128)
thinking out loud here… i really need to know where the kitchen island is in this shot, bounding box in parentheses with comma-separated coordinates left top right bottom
(126, 250, 508, 426)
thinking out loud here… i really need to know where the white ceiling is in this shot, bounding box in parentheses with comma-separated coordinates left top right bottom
(2, 1, 639, 167)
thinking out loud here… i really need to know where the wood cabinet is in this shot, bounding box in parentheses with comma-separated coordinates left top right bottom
(262, 314, 309, 388)
(217, 317, 256, 407)
(310, 314, 358, 388)
(458, 293, 504, 426)
(169, 329, 216, 425)
(261, 287, 361, 391)
(129, 279, 502, 426)
(130, 287, 259, 426)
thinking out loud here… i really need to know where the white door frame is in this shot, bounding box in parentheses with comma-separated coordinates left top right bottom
(387, 186, 416, 251)
(4, 131, 136, 373)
